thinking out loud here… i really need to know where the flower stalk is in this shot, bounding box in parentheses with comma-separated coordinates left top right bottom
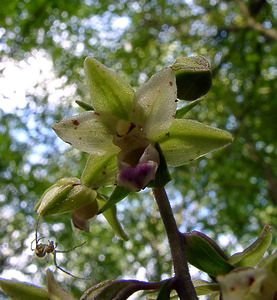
(152, 187, 198, 300)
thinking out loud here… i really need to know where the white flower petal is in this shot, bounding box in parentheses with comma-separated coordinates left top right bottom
(157, 119, 233, 167)
(133, 67, 177, 140)
(52, 111, 119, 155)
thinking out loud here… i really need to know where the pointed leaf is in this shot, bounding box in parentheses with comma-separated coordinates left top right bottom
(52, 111, 119, 155)
(0, 278, 48, 300)
(47, 270, 77, 300)
(175, 98, 204, 118)
(97, 194, 129, 240)
(171, 56, 212, 100)
(192, 280, 220, 296)
(84, 57, 134, 123)
(81, 153, 118, 189)
(228, 225, 272, 267)
(134, 68, 177, 140)
(156, 119, 233, 167)
(98, 186, 130, 214)
(75, 100, 94, 111)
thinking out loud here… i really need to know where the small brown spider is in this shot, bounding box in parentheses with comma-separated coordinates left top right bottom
(31, 218, 86, 279)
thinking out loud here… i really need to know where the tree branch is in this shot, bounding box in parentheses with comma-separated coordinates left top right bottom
(235, 0, 277, 40)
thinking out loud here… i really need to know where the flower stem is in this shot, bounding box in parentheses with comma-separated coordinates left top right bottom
(152, 187, 197, 300)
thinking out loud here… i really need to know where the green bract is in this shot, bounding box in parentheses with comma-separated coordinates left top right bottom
(53, 57, 232, 191)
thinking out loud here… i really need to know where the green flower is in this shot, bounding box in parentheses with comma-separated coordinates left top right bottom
(53, 57, 232, 191)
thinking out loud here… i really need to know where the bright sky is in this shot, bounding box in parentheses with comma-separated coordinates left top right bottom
(0, 50, 76, 113)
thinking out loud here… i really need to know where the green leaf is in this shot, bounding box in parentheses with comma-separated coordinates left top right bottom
(156, 119, 233, 167)
(184, 231, 234, 277)
(81, 153, 118, 189)
(171, 56, 212, 101)
(97, 194, 129, 240)
(98, 186, 130, 214)
(228, 225, 272, 267)
(75, 100, 94, 111)
(84, 57, 135, 124)
(0, 278, 48, 300)
(175, 98, 204, 118)
(192, 280, 220, 296)
(47, 270, 77, 300)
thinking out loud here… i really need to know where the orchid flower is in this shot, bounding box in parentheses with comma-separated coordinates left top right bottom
(53, 57, 232, 192)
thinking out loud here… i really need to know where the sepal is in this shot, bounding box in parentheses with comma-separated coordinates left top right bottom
(157, 119, 233, 167)
(84, 57, 134, 124)
(0, 278, 48, 300)
(97, 195, 129, 241)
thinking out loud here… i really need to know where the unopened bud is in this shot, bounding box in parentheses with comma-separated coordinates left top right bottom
(35, 177, 97, 216)
(171, 56, 212, 101)
(72, 201, 99, 232)
(184, 231, 233, 277)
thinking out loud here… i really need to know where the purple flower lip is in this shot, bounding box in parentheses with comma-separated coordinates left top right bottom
(117, 161, 158, 191)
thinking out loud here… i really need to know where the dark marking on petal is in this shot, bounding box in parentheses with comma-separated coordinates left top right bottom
(248, 276, 255, 286)
(175, 99, 178, 102)
(127, 122, 136, 134)
(79, 137, 82, 140)
(169, 81, 173, 86)
(230, 286, 235, 292)
(72, 119, 80, 126)
(65, 141, 72, 145)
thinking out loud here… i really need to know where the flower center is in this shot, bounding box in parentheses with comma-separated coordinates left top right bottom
(113, 120, 160, 191)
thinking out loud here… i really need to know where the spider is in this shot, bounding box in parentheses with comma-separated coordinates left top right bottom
(31, 218, 86, 279)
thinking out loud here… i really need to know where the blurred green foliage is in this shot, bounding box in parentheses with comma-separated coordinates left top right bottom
(0, 0, 276, 298)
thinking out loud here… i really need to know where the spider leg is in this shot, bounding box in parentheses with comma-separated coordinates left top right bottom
(55, 241, 86, 253)
(31, 237, 45, 251)
(53, 251, 86, 279)
(31, 238, 36, 251)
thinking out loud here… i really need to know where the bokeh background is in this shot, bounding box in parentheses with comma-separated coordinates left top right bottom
(0, 0, 276, 298)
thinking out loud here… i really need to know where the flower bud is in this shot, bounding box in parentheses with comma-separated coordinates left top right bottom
(71, 201, 99, 232)
(35, 177, 97, 216)
(184, 231, 234, 277)
(218, 253, 277, 300)
(171, 56, 212, 101)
